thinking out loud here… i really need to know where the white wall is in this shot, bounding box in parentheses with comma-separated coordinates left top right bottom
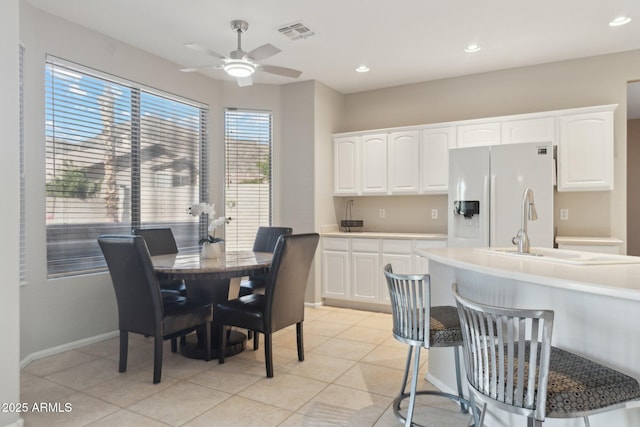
(1, 1, 22, 426)
(341, 50, 640, 250)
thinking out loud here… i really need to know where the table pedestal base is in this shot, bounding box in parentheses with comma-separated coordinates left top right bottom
(180, 329, 247, 360)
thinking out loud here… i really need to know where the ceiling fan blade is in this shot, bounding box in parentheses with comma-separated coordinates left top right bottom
(179, 65, 221, 72)
(247, 43, 281, 61)
(184, 43, 226, 60)
(237, 75, 253, 87)
(260, 64, 302, 79)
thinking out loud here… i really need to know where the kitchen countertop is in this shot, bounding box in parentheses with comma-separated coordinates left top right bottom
(555, 235, 624, 245)
(321, 231, 447, 240)
(415, 246, 640, 301)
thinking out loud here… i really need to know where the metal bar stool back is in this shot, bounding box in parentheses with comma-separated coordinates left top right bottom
(452, 283, 640, 427)
(384, 264, 469, 427)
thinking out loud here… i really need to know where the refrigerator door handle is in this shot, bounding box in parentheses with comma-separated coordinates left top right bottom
(489, 175, 497, 247)
(484, 175, 492, 247)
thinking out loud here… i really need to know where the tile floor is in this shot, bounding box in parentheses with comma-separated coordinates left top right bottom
(21, 305, 472, 426)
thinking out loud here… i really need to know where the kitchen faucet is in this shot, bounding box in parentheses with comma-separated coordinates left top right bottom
(512, 187, 538, 254)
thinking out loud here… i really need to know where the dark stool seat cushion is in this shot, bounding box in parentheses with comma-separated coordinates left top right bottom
(545, 347, 640, 416)
(430, 305, 463, 347)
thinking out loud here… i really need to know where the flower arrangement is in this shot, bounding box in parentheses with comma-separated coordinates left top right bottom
(187, 202, 232, 245)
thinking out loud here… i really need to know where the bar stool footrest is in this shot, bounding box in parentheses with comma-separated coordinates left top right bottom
(393, 390, 471, 426)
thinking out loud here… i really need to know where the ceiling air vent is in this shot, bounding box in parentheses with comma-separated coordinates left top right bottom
(277, 22, 315, 41)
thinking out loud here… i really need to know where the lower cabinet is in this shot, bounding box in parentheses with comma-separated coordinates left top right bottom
(322, 236, 446, 307)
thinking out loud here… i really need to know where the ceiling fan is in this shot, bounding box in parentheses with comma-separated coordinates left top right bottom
(180, 19, 302, 87)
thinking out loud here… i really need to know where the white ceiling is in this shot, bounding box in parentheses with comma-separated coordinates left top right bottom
(25, 0, 640, 99)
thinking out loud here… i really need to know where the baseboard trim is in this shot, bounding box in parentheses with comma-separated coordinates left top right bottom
(20, 330, 119, 369)
(304, 301, 324, 309)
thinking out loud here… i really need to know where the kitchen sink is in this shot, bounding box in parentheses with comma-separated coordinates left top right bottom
(474, 247, 640, 265)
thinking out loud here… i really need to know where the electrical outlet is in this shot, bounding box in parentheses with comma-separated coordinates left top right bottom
(560, 209, 569, 221)
(379, 209, 385, 219)
(431, 209, 438, 219)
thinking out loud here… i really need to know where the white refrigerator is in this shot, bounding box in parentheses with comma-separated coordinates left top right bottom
(448, 142, 555, 248)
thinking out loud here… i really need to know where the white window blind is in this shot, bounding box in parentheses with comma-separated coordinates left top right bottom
(19, 44, 26, 283)
(45, 57, 208, 278)
(224, 109, 272, 251)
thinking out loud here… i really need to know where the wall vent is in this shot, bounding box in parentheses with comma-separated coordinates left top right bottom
(277, 22, 315, 41)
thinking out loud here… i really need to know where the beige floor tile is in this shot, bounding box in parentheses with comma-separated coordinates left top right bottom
(271, 329, 330, 352)
(361, 343, 423, 370)
(21, 372, 76, 406)
(303, 307, 334, 321)
(303, 320, 351, 338)
(237, 373, 327, 411)
(184, 395, 291, 427)
(44, 358, 121, 391)
(333, 362, 406, 398)
(87, 409, 170, 426)
(83, 371, 178, 407)
(322, 309, 373, 325)
(127, 381, 229, 426)
(355, 312, 393, 331)
(76, 337, 122, 358)
(310, 337, 377, 361)
(299, 384, 392, 426)
(188, 365, 262, 394)
(234, 343, 301, 375)
(21, 391, 118, 427)
(24, 350, 98, 377)
(336, 326, 390, 345)
(279, 412, 341, 426)
(284, 353, 356, 383)
(375, 400, 472, 427)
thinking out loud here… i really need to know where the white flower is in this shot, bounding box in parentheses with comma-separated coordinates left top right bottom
(209, 216, 229, 231)
(187, 202, 215, 217)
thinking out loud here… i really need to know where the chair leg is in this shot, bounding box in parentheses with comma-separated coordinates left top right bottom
(204, 322, 211, 362)
(405, 345, 421, 427)
(219, 325, 228, 364)
(253, 331, 259, 350)
(454, 346, 467, 413)
(119, 331, 128, 373)
(153, 335, 163, 384)
(296, 322, 304, 361)
(171, 337, 177, 353)
(399, 346, 413, 397)
(583, 416, 591, 427)
(264, 332, 273, 378)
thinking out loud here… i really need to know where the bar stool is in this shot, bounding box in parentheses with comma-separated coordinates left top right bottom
(452, 283, 640, 427)
(383, 264, 469, 427)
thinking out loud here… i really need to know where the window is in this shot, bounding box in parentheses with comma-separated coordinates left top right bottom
(45, 57, 208, 278)
(19, 44, 26, 283)
(224, 109, 272, 251)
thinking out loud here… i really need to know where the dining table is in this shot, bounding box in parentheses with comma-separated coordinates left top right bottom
(151, 250, 273, 359)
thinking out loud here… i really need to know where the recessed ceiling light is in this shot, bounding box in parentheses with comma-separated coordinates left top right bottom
(609, 16, 631, 27)
(464, 44, 481, 53)
(355, 65, 370, 73)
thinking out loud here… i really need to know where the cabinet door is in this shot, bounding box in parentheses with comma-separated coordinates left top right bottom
(557, 111, 613, 191)
(421, 127, 455, 193)
(388, 131, 420, 194)
(334, 136, 360, 195)
(361, 134, 388, 194)
(322, 250, 349, 299)
(501, 117, 555, 145)
(351, 252, 380, 302)
(457, 122, 500, 147)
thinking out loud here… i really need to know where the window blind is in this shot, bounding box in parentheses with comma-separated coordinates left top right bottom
(224, 109, 272, 251)
(19, 44, 26, 283)
(45, 57, 208, 277)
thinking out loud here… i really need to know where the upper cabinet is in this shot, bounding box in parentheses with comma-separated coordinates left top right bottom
(333, 104, 617, 196)
(501, 117, 555, 145)
(557, 108, 614, 191)
(361, 134, 388, 194)
(457, 122, 500, 147)
(421, 127, 455, 193)
(334, 136, 360, 195)
(388, 131, 420, 194)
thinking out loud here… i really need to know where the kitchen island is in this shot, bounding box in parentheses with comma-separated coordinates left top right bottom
(415, 247, 640, 427)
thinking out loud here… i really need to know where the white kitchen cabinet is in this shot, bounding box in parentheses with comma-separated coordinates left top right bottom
(351, 238, 380, 302)
(457, 122, 500, 147)
(501, 117, 555, 145)
(361, 134, 388, 194)
(557, 109, 614, 191)
(321, 237, 350, 299)
(334, 136, 360, 195)
(388, 131, 420, 194)
(420, 127, 455, 193)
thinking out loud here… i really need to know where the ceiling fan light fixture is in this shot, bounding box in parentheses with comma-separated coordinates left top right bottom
(609, 16, 631, 27)
(224, 60, 255, 78)
(355, 65, 370, 73)
(464, 44, 481, 53)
